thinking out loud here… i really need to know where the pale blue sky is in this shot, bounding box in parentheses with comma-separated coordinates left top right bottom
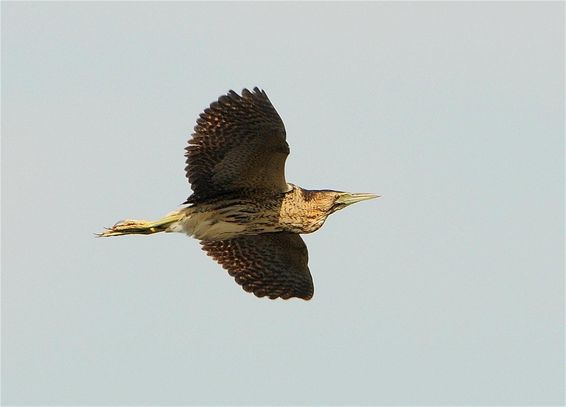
(2, 2, 564, 405)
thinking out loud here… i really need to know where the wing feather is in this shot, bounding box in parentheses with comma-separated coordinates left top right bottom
(185, 88, 289, 203)
(201, 233, 313, 300)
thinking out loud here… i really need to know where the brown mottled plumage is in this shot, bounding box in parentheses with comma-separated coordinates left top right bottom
(202, 233, 312, 300)
(98, 87, 378, 300)
(185, 88, 289, 204)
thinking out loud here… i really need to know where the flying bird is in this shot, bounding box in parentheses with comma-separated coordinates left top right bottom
(98, 88, 378, 300)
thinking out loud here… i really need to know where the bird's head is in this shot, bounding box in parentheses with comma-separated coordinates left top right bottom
(296, 188, 380, 233)
(329, 191, 380, 214)
(303, 189, 379, 215)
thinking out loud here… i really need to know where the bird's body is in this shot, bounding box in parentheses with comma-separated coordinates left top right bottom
(99, 88, 378, 300)
(164, 184, 344, 241)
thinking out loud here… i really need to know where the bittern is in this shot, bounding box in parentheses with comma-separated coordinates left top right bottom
(98, 88, 378, 300)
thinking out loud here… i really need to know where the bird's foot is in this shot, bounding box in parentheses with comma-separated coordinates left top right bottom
(96, 219, 157, 237)
(96, 211, 186, 237)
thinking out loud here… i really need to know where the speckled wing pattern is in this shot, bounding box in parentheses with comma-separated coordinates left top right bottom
(201, 233, 313, 300)
(185, 87, 289, 203)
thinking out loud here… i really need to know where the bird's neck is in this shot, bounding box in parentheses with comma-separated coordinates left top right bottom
(279, 186, 331, 234)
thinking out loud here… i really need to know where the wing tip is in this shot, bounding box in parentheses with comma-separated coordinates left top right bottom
(220, 87, 266, 104)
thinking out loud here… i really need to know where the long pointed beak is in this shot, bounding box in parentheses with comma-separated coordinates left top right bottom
(336, 192, 380, 206)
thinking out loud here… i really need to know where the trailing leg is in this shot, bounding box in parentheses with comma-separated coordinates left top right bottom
(97, 211, 185, 237)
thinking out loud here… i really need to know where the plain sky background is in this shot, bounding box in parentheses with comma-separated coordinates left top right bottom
(2, 2, 564, 405)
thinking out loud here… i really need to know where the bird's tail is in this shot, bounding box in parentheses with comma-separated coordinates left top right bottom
(96, 210, 186, 237)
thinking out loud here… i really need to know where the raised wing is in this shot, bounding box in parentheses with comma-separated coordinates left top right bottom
(201, 233, 313, 300)
(185, 88, 289, 203)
